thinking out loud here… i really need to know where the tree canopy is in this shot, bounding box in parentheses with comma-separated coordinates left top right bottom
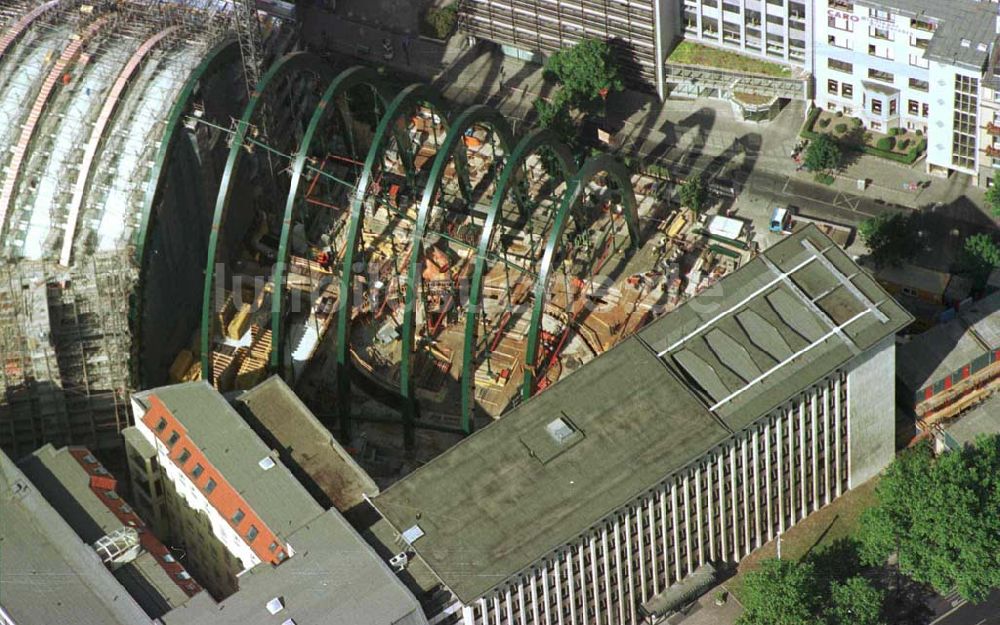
(738, 552, 887, 625)
(858, 213, 918, 268)
(804, 134, 842, 173)
(738, 559, 821, 625)
(985, 185, 1000, 219)
(679, 174, 708, 213)
(858, 437, 1000, 603)
(544, 38, 624, 108)
(958, 233, 1000, 289)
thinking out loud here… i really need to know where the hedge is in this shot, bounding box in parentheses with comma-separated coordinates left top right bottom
(876, 137, 895, 151)
(800, 107, 925, 165)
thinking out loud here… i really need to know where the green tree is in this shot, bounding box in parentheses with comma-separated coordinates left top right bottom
(804, 134, 842, 173)
(738, 559, 822, 625)
(544, 38, 624, 108)
(859, 437, 1000, 603)
(826, 577, 885, 625)
(679, 173, 708, 213)
(958, 233, 1000, 289)
(423, 4, 458, 40)
(533, 98, 578, 173)
(858, 213, 918, 268)
(984, 185, 1000, 219)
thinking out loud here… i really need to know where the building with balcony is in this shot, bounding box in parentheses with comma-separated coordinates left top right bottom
(814, 0, 999, 181)
(123, 382, 429, 625)
(371, 226, 912, 625)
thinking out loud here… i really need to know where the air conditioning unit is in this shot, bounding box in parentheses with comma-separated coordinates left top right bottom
(389, 552, 409, 571)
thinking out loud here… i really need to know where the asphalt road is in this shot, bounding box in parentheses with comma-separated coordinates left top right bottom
(931, 588, 1000, 625)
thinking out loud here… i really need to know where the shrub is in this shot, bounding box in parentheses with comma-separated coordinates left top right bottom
(834, 123, 848, 133)
(888, 127, 901, 136)
(815, 172, 835, 185)
(836, 111, 844, 118)
(876, 136, 896, 151)
(916, 129, 924, 136)
(853, 118, 863, 127)
(424, 4, 458, 40)
(898, 138, 910, 150)
(917, 138, 927, 152)
(819, 118, 831, 128)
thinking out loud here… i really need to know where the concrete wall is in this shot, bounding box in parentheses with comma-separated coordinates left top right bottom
(847, 337, 896, 488)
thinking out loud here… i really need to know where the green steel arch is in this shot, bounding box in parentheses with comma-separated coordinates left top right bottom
(521, 154, 641, 400)
(131, 38, 241, 386)
(334, 82, 450, 444)
(200, 51, 335, 380)
(269, 66, 392, 376)
(458, 127, 576, 433)
(399, 104, 515, 437)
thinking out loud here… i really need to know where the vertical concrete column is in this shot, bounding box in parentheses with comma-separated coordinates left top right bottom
(695, 468, 706, 567)
(752, 428, 762, 548)
(706, 460, 715, 563)
(506, 589, 515, 625)
(518, 580, 527, 625)
(671, 482, 682, 581)
(683, 474, 693, 575)
(835, 376, 843, 497)
(776, 413, 785, 534)
(530, 571, 540, 625)
(799, 401, 808, 520)
(542, 563, 552, 625)
(741, 437, 751, 556)
(576, 544, 588, 625)
(553, 559, 563, 625)
(823, 384, 832, 506)
(811, 391, 819, 512)
(729, 446, 740, 561)
(477, 597, 488, 625)
(647, 498, 659, 595)
(493, 595, 503, 625)
(462, 604, 476, 625)
(614, 521, 624, 625)
(786, 411, 796, 527)
(601, 527, 612, 620)
(659, 486, 670, 586)
(764, 419, 774, 542)
(738, 0, 748, 53)
(847, 339, 895, 488)
(717, 453, 726, 561)
(565, 551, 576, 625)
(590, 536, 602, 625)
(626, 510, 637, 624)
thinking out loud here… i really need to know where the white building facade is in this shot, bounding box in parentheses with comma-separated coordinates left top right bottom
(461, 338, 895, 625)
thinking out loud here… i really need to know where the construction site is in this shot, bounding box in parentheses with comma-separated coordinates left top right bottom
(0, 1, 761, 476)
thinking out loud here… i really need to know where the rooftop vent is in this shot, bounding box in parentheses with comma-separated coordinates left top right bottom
(402, 525, 425, 544)
(163, 553, 175, 563)
(390, 552, 409, 571)
(258, 456, 276, 471)
(266, 597, 284, 615)
(281, 619, 296, 625)
(176, 571, 191, 581)
(979, 43, 989, 52)
(961, 38, 971, 48)
(82, 454, 97, 464)
(546, 417, 577, 444)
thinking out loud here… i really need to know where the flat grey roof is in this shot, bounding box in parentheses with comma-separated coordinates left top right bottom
(236, 375, 378, 512)
(942, 393, 1000, 448)
(162, 509, 427, 625)
(134, 382, 323, 543)
(0, 451, 154, 625)
(856, 0, 996, 70)
(373, 226, 912, 603)
(18, 445, 190, 617)
(898, 291, 1000, 393)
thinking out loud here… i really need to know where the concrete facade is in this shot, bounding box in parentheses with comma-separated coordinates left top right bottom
(456, 351, 892, 624)
(681, 0, 812, 68)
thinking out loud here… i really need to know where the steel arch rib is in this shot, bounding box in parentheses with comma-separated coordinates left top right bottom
(0, 16, 109, 244)
(0, 0, 60, 60)
(334, 83, 449, 442)
(399, 104, 514, 434)
(134, 39, 239, 267)
(199, 51, 335, 380)
(521, 154, 640, 400)
(458, 127, 576, 433)
(270, 66, 392, 375)
(59, 26, 181, 267)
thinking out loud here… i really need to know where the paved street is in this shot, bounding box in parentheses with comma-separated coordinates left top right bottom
(926, 588, 1000, 625)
